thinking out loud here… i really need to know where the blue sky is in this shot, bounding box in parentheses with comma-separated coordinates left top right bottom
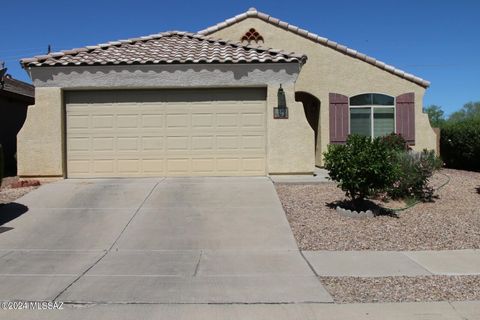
(2, 0, 479, 115)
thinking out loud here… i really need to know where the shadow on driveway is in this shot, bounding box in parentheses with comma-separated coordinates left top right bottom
(0, 202, 29, 226)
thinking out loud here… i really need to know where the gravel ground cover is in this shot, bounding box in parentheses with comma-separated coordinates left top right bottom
(320, 275, 480, 303)
(0, 177, 41, 204)
(275, 169, 480, 251)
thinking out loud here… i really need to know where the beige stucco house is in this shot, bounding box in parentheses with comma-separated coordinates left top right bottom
(18, 8, 436, 178)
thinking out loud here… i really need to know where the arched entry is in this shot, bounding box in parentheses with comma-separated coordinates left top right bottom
(295, 91, 320, 154)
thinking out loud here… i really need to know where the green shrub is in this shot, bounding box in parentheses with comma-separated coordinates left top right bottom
(388, 149, 442, 201)
(323, 135, 397, 203)
(440, 118, 480, 171)
(380, 133, 409, 151)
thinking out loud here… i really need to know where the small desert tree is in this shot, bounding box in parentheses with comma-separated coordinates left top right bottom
(323, 135, 397, 205)
(423, 105, 445, 128)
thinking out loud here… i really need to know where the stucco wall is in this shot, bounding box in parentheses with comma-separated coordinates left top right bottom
(17, 87, 64, 176)
(208, 18, 437, 165)
(266, 83, 314, 174)
(28, 64, 301, 88)
(19, 63, 314, 177)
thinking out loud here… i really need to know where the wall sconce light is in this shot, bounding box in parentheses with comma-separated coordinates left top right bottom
(274, 84, 288, 119)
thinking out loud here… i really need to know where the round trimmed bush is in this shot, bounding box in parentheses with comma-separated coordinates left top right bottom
(323, 135, 398, 202)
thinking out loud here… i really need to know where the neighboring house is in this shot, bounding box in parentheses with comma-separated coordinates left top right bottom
(17, 8, 436, 178)
(0, 70, 34, 176)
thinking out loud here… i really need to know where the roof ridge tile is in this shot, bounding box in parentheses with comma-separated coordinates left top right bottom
(20, 31, 307, 68)
(197, 8, 430, 87)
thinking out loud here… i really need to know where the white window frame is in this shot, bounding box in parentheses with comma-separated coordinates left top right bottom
(348, 95, 396, 139)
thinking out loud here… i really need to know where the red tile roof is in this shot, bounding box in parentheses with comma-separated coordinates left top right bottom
(198, 8, 430, 88)
(20, 31, 307, 68)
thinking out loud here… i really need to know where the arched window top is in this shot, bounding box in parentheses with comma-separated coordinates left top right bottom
(241, 28, 264, 44)
(350, 93, 394, 106)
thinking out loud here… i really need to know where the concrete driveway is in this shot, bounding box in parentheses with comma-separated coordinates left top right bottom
(0, 177, 332, 304)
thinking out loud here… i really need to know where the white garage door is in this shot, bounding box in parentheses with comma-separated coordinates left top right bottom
(65, 89, 267, 178)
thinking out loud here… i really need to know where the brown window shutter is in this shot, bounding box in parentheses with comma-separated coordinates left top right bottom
(396, 93, 415, 144)
(329, 93, 349, 144)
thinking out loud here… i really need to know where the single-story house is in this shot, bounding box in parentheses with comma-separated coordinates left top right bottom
(18, 8, 436, 178)
(0, 70, 34, 176)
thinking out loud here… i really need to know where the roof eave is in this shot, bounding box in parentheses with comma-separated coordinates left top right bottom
(22, 59, 307, 69)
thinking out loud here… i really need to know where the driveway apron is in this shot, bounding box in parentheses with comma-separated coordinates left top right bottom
(0, 177, 332, 303)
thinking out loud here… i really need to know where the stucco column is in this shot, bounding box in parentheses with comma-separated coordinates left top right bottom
(412, 91, 437, 153)
(267, 84, 315, 174)
(17, 87, 64, 177)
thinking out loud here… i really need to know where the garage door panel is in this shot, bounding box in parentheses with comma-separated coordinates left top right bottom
(242, 158, 265, 172)
(242, 135, 265, 149)
(93, 160, 115, 173)
(166, 136, 189, 150)
(191, 114, 214, 127)
(68, 160, 90, 174)
(216, 113, 239, 127)
(167, 158, 190, 173)
(117, 159, 140, 173)
(216, 158, 240, 172)
(92, 137, 114, 151)
(142, 159, 164, 174)
(68, 137, 90, 151)
(142, 137, 165, 151)
(166, 114, 189, 128)
(141, 114, 164, 128)
(191, 136, 214, 150)
(191, 158, 215, 173)
(68, 115, 90, 129)
(117, 137, 139, 151)
(242, 113, 265, 127)
(117, 115, 139, 128)
(66, 89, 266, 177)
(92, 115, 114, 129)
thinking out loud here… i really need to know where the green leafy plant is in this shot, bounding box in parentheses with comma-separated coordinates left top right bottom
(323, 135, 397, 205)
(388, 149, 442, 201)
(440, 118, 480, 171)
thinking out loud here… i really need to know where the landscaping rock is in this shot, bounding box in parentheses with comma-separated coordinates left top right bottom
(10, 180, 41, 189)
(275, 169, 480, 251)
(320, 275, 480, 303)
(336, 206, 374, 219)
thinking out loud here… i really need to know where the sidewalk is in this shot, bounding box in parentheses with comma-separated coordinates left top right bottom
(302, 249, 480, 276)
(1, 301, 479, 319)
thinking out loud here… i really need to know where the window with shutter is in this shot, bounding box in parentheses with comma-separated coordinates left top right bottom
(349, 93, 395, 139)
(329, 93, 349, 143)
(396, 93, 415, 144)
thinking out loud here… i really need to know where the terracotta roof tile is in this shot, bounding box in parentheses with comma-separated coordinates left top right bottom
(21, 31, 307, 68)
(198, 8, 430, 87)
